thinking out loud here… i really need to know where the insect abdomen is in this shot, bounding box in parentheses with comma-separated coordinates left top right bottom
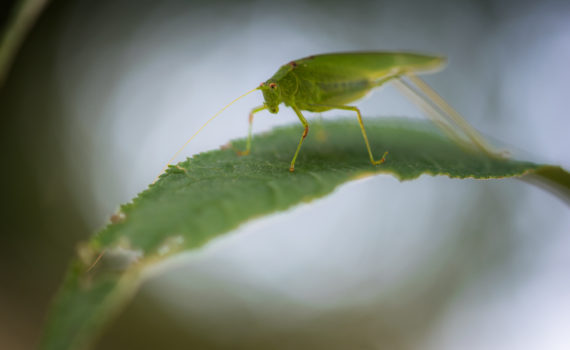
(318, 79, 370, 93)
(316, 79, 374, 105)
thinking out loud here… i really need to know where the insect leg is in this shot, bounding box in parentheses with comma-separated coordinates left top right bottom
(290, 106, 310, 172)
(401, 73, 504, 157)
(310, 104, 388, 166)
(392, 78, 468, 149)
(237, 105, 266, 156)
(372, 74, 399, 88)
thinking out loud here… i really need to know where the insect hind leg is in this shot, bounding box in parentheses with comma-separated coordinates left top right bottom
(398, 73, 507, 158)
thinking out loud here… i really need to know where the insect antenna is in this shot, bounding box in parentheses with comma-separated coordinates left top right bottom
(86, 249, 106, 272)
(155, 87, 260, 182)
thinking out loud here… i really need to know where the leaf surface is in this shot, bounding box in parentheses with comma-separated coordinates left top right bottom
(40, 118, 569, 349)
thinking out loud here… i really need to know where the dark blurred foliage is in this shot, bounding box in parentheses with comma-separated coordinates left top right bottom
(0, 1, 90, 348)
(0, 2, 18, 29)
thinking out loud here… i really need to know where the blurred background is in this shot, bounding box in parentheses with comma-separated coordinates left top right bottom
(1, 0, 569, 349)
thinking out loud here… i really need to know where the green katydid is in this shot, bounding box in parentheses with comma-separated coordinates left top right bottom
(163, 51, 503, 176)
(93, 52, 505, 272)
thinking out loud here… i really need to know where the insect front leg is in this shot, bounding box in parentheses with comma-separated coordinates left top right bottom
(311, 104, 388, 166)
(237, 105, 266, 156)
(290, 106, 310, 172)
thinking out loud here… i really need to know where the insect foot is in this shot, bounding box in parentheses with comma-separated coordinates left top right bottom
(372, 151, 389, 165)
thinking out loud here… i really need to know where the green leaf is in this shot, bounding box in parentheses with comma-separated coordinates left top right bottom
(40, 118, 570, 350)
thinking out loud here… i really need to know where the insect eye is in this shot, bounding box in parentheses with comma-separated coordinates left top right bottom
(269, 83, 277, 89)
